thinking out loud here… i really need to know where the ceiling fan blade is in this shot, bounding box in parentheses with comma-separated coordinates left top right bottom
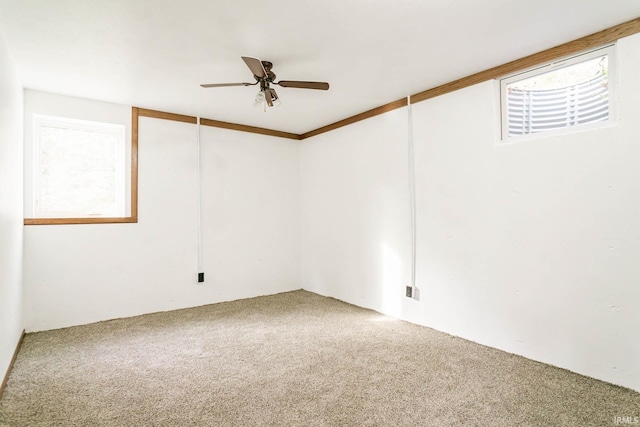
(265, 90, 273, 107)
(200, 82, 254, 88)
(276, 81, 329, 90)
(241, 56, 266, 79)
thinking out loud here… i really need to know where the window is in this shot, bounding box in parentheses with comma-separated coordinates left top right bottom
(500, 45, 615, 141)
(32, 114, 126, 219)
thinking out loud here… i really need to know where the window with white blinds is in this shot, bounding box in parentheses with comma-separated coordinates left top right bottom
(500, 45, 615, 141)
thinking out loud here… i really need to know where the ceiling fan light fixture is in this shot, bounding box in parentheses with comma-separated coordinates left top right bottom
(254, 90, 266, 107)
(254, 88, 281, 108)
(269, 88, 281, 107)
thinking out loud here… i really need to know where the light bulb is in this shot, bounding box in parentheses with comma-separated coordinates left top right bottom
(253, 91, 265, 107)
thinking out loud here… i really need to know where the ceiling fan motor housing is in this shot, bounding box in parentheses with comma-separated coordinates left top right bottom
(261, 61, 276, 82)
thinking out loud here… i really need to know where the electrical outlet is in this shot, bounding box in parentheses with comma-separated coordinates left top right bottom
(405, 285, 413, 298)
(198, 272, 204, 283)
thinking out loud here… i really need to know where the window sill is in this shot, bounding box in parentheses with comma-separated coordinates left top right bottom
(498, 118, 617, 145)
(24, 217, 137, 225)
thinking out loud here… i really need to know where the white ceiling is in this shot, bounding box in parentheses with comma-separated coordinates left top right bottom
(1, 1, 640, 135)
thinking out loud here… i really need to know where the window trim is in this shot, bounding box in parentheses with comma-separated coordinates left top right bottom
(499, 44, 617, 143)
(24, 107, 139, 225)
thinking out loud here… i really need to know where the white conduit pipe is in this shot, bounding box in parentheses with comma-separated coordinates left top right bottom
(196, 116, 203, 280)
(407, 97, 417, 291)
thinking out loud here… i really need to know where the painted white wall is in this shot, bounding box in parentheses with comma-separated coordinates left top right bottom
(301, 34, 640, 392)
(200, 126, 301, 302)
(300, 110, 411, 314)
(23, 93, 301, 331)
(0, 31, 24, 381)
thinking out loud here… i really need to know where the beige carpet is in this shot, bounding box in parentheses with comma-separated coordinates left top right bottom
(0, 290, 638, 426)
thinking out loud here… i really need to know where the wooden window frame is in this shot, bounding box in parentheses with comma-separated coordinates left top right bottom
(24, 107, 139, 225)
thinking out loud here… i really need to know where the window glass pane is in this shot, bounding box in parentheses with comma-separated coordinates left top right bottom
(35, 117, 125, 217)
(504, 52, 609, 138)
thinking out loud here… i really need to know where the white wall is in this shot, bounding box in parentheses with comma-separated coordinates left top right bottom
(301, 33, 640, 392)
(23, 92, 301, 331)
(200, 126, 301, 301)
(0, 31, 23, 381)
(300, 110, 411, 314)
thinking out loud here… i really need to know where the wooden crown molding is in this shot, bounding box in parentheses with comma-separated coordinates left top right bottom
(135, 17, 640, 141)
(409, 16, 640, 105)
(138, 108, 197, 124)
(199, 118, 300, 140)
(300, 16, 640, 139)
(300, 98, 408, 140)
(137, 108, 300, 140)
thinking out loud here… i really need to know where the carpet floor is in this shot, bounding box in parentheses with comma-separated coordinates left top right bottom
(0, 290, 638, 426)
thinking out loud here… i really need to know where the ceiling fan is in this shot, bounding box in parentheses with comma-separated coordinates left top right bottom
(200, 56, 329, 108)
